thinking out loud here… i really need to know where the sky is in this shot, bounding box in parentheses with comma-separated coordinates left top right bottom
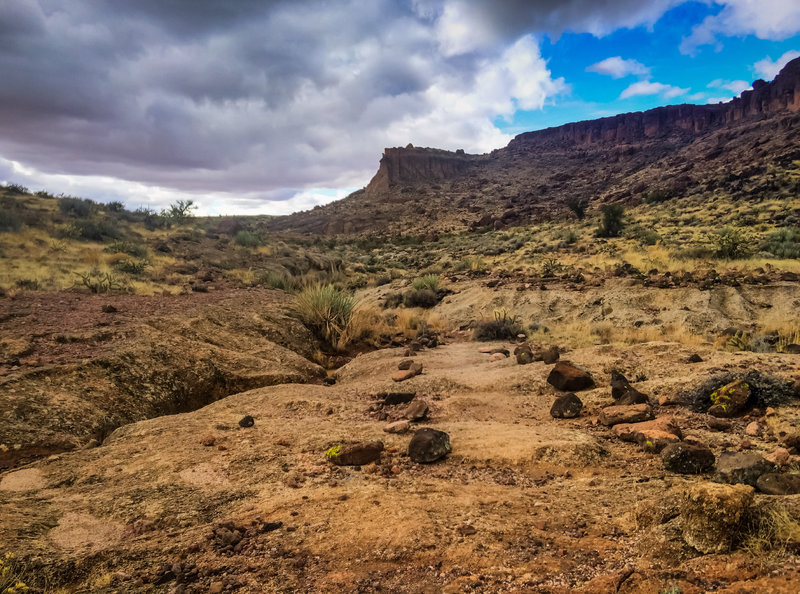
(0, 1, 799, 216)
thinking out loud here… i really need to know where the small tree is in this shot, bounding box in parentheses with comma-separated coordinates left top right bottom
(596, 204, 625, 238)
(566, 197, 588, 220)
(709, 227, 752, 259)
(164, 199, 196, 223)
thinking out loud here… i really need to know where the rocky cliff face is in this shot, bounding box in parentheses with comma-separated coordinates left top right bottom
(365, 145, 480, 197)
(272, 57, 800, 236)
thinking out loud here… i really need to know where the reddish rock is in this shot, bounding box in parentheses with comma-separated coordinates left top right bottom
(599, 404, 653, 426)
(547, 361, 595, 392)
(393, 362, 423, 382)
(326, 442, 384, 466)
(383, 420, 410, 434)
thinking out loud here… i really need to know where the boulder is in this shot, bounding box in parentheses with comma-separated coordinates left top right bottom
(541, 346, 560, 365)
(404, 399, 429, 421)
(610, 370, 649, 405)
(713, 451, 775, 487)
(326, 441, 384, 466)
(708, 379, 751, 417)
(661, 443, 715, 474)
(547, 361, 595, 392)
(550, 393, 583, 419)
(397, 359, 414, 370)
(408, 428, 451, 463)
(516, 344, 533, 365)
(756, 472, 800, 495)
(393, 362, 423, 382)
(681, 482, 755, 553)
(599, 404, 653, 426)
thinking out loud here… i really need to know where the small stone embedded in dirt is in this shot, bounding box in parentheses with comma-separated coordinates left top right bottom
(490, 348, 510, 356)
(397, 359, 414, 370)
(712, 451, 775, 486)
(393, 362, 423, 382)
(405, 399, 429, 421)
(384, 420, 411, 434)
(708, 379, 751, 418)
(541, 346, 560, 364)
(408, 428, 451, 463)
(756, 472, 800, 495)
(238, 415, 254, 428)
(478, 346, 495, 354)
(546, 361, 595, 392)
(744, 421, 761, 436)
(661, 442, 715, 474)
(764, 447, 790, 467)
(706, 416, 732, 431)
(101, 304, 117, 313)
(326, 441, 384, 466)
(687, 353, 703, 363)
(259, 521, 283, 533)
(550, 393, 583, 418)
(784, 343, 800, 354)
(488, 352, 506, 362)
(323, 376, 336, 385)
(613, 418, 682, 442)
(458, 524, 477, 536)
(200, 435, 216, 447)
(681, 481, 754, 554)
(598, 404, 653, 426)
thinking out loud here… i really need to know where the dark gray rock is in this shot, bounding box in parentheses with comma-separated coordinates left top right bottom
(756, 472, 800, 495)
(550, 393, 583, 418)
(713, 451, 776, 487)
(408, 428, 451, 463)
(661, 443, 715, 474)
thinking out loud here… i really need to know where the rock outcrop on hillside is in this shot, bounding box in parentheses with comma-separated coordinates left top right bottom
(270, 57, 800, 236)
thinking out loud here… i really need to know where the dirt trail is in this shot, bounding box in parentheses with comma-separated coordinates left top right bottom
(2, 337, 800, 592)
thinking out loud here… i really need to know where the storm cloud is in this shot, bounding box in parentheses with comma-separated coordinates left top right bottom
(0, 0, 792, 213)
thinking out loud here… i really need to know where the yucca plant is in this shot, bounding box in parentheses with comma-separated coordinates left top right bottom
(294, 284, 356, 350)
(411, 274, 440, 291)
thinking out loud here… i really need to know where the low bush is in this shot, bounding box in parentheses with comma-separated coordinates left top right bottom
(72, 218, 121, 241)
(453, 255, 487, 272)
(708, 227, 752, 259)
(74, 268, 127, 294)
(104, 240, 147, 258)
(113, 258, 150, 274)
(234, 230, 262, 248)
(59, 196, 98, 218)
(473, 309, 524, 341)
(761, 228, 800, 259)
(403, 288, 438, 308)
(0, 210, 22, 232)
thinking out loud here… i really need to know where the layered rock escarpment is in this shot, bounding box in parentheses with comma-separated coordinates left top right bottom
(272, 57, 800, 236)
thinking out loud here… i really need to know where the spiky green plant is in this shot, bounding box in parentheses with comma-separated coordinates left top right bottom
(294, 284, 356, 350)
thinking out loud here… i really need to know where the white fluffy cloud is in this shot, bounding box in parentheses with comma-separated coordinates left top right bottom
(754, 49, 800, 79)
(620, 80, 688, 99)
(587, 56, 650, 78)
(682, 0, 800, 54)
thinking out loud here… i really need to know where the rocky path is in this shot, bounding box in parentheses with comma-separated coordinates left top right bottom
(1, 339, 800, 592)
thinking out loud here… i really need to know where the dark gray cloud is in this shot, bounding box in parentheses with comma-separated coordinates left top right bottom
(0, 0, 686, 212)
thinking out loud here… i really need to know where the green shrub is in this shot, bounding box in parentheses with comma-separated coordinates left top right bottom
(596, 204, 625, 238)
(411, 274, 439, 291)
(105, 201, 126, 212)
(454, 255, 487, 272)
(643, 188, 674, 204)
(73, 218, 121, 241)
(403, 289, 438, 308)
(164, 199, 196, 223)
(473, 309, 524, 341)
(104, 240, 147, 258)
(113, 258, 150, 274)
(74, 268, 127, 293)
(59, 196, 98, 218)
(234, 230, 262, 248)
(761, 228, 800, 259)
(259, 271, 297, 292)
(0, 210, 22, 232)
(709, 227, 752, 259)
(4, 183, 28, 195)
(295, 284, 356, 349)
